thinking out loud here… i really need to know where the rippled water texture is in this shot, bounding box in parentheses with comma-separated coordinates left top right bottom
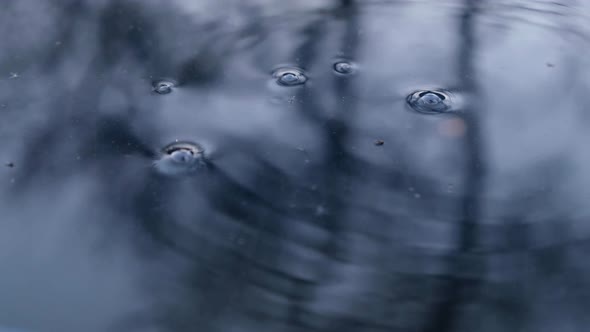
(2, 1, 590, 331)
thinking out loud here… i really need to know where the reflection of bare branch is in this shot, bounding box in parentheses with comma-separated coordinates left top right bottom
(262, 3, 364, 329)
(422, 0, 487, 331)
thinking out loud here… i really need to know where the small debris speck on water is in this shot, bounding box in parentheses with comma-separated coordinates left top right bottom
(546, 62, 555, 68)
(374, 140, 384, 146)
(5, 162, 14, 168)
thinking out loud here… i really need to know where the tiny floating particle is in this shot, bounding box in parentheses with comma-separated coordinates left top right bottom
(374, 140, 384, 146)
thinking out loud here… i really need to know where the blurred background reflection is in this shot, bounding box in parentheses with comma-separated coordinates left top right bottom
(1, 0, 590, 331)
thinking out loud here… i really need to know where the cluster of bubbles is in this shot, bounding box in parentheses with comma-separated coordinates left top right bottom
(151, 60, 357, 95)
(151, 61, 458, 176)
(271, 60, 357, 87)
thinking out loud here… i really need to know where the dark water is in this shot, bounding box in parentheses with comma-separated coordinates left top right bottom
(1, 0, 590, 331)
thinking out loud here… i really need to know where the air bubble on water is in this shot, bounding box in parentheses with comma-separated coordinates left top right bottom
(272, 67, 307, 86)
(152, 80, 176, 94)
(153, 141, 205, 176)
(333, 61, 356, 75)
(407, 89, 454, 114)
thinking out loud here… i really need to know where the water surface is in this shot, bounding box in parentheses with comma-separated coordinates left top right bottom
(1, 1, 590, 331)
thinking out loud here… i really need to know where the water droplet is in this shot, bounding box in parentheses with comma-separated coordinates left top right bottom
(333, 61, 356, 75)
(407, 89, 453, 114)
(152, 80, 175, 94)
(153, 141, 205, 176)
(272, 67, 307, 86)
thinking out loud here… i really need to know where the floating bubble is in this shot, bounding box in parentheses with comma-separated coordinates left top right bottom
(153, 141, 205, 176)
(333, 61, 356, 75)
(272, 67, 307, 86)
(406, 89, 453, 114)
(152, 80, 175, 94)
